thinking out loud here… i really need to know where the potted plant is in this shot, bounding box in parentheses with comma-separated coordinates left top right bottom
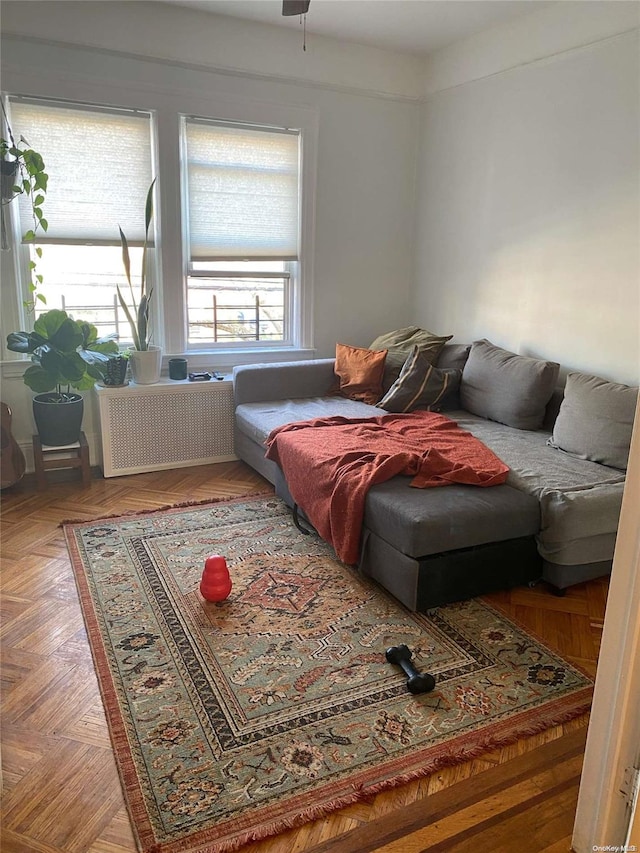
(6, 309, 119, 446)
(117, 179, 161, 384)
(1, 105, 49, 307)
(99, 353, 130, 387)
(0, 136, 47, 205)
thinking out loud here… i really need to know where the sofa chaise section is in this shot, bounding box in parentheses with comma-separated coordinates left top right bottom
(448, 410, 627, 589)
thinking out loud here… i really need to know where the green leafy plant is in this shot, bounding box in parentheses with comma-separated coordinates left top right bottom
(6, 309, 119, 400)
(1, 103, 49, 309)
(117, 179, 156, 351)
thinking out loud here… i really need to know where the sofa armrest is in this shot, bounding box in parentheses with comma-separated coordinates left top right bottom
(233, 359, 336, 405)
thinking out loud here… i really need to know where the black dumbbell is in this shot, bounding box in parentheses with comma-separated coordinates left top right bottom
(385, 644, 436, 694)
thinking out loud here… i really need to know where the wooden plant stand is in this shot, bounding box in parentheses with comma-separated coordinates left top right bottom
(32, 432, 91, 489)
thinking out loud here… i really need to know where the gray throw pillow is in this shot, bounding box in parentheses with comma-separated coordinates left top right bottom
(377, 346, 462, 413)
(460, 339, 560, 430)
(548, 371, 638, 470)
(435, 343, 471, 371)
(369, 327, 453, 392)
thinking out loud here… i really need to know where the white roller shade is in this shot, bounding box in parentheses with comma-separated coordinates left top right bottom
(185, 119, 300, 261)
(10, 100, 153, 245)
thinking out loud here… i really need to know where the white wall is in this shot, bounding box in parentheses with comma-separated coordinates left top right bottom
(0, 2, 418, 465)
(414, 6, 640, 385)
(1, 0, 423, 100)
(421, 0, 639, 98)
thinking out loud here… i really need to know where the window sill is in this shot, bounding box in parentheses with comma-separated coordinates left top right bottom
(1, 348, 318, 381)
(1, 359, 31, 380)
(176, 348, 317, 372)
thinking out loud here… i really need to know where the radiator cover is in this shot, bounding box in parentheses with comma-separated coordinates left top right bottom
(93, 378, 236, 477)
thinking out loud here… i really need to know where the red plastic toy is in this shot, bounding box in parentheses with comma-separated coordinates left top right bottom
(200, 554, 232, 602)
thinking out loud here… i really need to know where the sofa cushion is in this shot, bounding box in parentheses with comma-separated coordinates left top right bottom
(435, 343, 471, 371)
(364, 479, 540, 557)
(377, 346, 461, 413)
(460, 339, 559, 430)
(369, 327, 453, 391)
(236, 397, 381, 446)
(331, 343, 387, 405)
(548, 371, 638, 470)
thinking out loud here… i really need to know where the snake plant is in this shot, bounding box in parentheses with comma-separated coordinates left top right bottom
(117, 179, 156, 351)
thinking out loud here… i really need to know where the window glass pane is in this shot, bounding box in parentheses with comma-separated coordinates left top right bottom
(187, 261, 288, 346)
(32, 244, 145, 346)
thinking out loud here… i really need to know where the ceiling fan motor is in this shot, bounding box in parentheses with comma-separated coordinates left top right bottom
(282, 1, 310, 16)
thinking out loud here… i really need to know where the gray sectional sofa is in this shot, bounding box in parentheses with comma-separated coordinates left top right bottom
(233, 336, 636, 612)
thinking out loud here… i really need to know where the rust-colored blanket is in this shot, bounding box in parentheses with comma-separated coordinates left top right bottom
(265, 411, 509, 564)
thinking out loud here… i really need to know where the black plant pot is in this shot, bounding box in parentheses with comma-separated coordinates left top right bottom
(32, 393, 84, 447)
(1, 159, 19, 202)
(1, 160, 19, 251)
(102, 355, 129, 386)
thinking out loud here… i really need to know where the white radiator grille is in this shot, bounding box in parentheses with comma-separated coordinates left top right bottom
(94, 380, 236, 476)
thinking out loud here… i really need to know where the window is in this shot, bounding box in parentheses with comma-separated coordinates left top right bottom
(183, 118, 301, 349)
(2, 91, 315, 363)
(7, 98, 154, 344)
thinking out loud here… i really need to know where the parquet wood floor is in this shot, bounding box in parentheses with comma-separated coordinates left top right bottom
(0, 462, 607, 853)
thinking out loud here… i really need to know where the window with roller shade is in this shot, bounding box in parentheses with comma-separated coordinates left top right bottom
(183, 117, 301, 348)
(6, 98, 154, 344)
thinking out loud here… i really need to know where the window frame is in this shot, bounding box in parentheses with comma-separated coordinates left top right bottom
(181, 114, 304, 353)
(186, 260, 295, 350)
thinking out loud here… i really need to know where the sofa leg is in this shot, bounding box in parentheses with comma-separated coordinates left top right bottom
(551, 584, 567, 597)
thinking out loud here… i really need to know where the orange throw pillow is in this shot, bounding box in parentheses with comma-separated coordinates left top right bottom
(332, 343, 387, 405)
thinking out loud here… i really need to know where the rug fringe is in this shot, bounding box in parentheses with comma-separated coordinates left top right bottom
(59, 490, 272, 528)
(151, 699, 591, 853)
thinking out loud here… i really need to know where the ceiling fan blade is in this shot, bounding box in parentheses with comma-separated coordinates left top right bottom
(282, 0, 310, 16)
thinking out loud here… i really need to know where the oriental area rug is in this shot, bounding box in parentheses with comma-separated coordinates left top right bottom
(63, 494, 592, 853)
